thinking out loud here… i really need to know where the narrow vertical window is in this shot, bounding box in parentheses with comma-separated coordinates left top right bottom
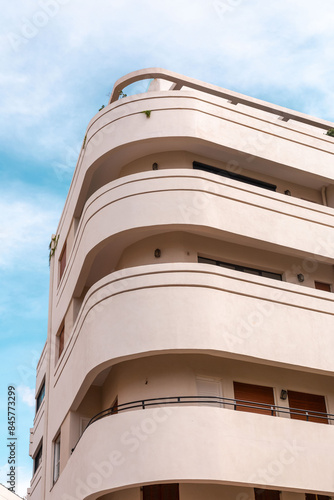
(58, 324, 65, 359)
(53, 433, 61, 483)
(59, 242, 67, 282)
(33, 441, 43, 474)
(36, 380, 45, 414)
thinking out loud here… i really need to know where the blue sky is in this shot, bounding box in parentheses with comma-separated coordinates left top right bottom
(0, 0, 334, 496)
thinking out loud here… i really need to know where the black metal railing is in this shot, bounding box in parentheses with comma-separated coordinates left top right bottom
(71, 395, 333, 453)
(86, 395, 334, 429)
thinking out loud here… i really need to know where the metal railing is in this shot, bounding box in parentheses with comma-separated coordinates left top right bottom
(71, 395, 333, 453)
(86, 395, 334, 429)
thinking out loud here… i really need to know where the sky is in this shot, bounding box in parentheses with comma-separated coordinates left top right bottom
(0, 0, 333, 497)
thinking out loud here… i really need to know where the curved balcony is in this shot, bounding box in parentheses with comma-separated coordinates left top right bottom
(49, 263, 334, 430)
(49, 405, 334, 500)
(56, 69, 334, 243)
(55, 170, 334, 316)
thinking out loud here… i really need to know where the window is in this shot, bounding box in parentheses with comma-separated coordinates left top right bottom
(193, 161, 277, 192)
(110, 396, 118, 415)
(234, 382, 275, 416)
(288, 391, 328, 424)
(254, 489, 280, 500)
(33, 442, 43, 474)
(314, 281, 331, 292)
(305, 495, 332, 500)
(57, 324, 65, 359)
(53, 433, 61, 484)
(36, 380, 45, 414)
(143, 484, 179, 500)
(198, 256, 282, 281)
(59, 242, 66, 282)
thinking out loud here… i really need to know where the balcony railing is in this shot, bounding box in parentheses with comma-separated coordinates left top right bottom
(91, 394, 332, 426)
(71, 395, 333, 452)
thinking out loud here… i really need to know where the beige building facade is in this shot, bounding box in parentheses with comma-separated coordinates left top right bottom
(28, 69, 334, 500)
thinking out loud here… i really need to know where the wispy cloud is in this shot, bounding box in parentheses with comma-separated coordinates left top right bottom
(17, 386, 35, 408)
(0, 186, 62, 270)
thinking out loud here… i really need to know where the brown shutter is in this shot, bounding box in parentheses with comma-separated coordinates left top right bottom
(254, 489, 280, 500)
(143, 484, 179, 500)
(234, 382, 275, 415)
(288, 391, 328, 424)
(314, 281, 331, 292)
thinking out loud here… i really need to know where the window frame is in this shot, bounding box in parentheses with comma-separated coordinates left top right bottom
(193, 161, 277, 192)
(59, 242, 67, 282)
(33, 441, 43, 474)
(53, 432, 61, 484)
(36, 379, 45, 414)
(198, 256, 282, 281)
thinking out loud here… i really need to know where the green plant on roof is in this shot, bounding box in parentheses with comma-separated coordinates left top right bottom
(119, 90, 127, 98)
(99, 104, 105, 111)
(326, 128, 334, 137)
(142, 110, 151, 118)
(49, 234, 59, 264)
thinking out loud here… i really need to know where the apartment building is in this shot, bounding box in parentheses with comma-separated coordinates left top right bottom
(28, 68, 334, 500)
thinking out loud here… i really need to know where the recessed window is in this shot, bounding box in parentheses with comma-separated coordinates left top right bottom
(53, 433, 61, 484)
(193, 161, 277, 192)
(110, 396, 118, 415)
(33, 442, 43, 474)
(57, 324, 65, 359)
(314, 281, 331, 292)
(198, 256, 282, 281)
(36, 380, 45, 414)
(254, 489, 280, 500)
(305, 495, 332, 500)
(234, 382, 275, 416)
(59, 242, 67, 282)
(288, 391, 328, 424)
(143, 484, 179, 500)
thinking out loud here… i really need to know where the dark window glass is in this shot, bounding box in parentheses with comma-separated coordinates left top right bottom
(198, 256, 282, 281)
(58, 325, 65, 358)
(305, 495, 332, 500)
(193, 161, 277, 192)
(59, 243, 66, 281)
(34, 443, 42, 473)
(36, 381, 45, 413)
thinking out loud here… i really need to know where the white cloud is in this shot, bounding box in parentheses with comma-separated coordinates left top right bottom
(0, 187, 62, 270)
(17, 386, 35, 408)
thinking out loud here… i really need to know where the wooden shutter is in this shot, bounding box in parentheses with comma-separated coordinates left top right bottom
(234, 382, 275, 416)
(254, 489, 280, 500)
(288, 391, 328, 424)
(143, 484, 179, 500)
(314, 281, 331, 292)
